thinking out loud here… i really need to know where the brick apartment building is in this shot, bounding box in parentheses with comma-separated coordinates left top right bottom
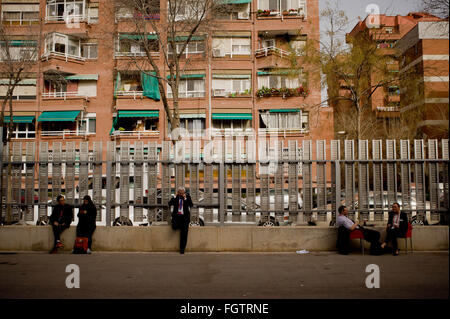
(396, 20, 449, 139)
(332, 12, 445, 140)
(1, 0, 333, 159)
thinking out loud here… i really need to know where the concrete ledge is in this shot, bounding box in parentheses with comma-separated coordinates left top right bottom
(0, 225, 448, 252)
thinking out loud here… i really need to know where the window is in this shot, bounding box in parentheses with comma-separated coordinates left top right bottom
(46, 0, 86, 21)
(0, 40, 37, 61)
(258, 0, 307, 16)
(172, 0, 201, 21)
(9, 123, 36, 139)
(0, 81, 37, 100)
(212, 37, 251, 57)
(179, 118, 205, 137)
(81, 43, 98, 59)
(168, 41, 205, 57)
(116, 36, 158, 56)
(387, 86, 400, 95)
(77, 115, 96, 134)
(44, 32, 82, 59)
(259, 110, 309, 131)
(213, 119, 250, 130)
(212, 76, 251, 96)
(1, 3, 39, 26)
(168, 78, 205, 98)
(258, 75, 300, 89)
(385, 27, 393, 34)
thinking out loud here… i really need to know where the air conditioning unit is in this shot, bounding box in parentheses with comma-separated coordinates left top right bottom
(212, 49, 225, 57)
(213, 89, 226, 97)
(238, 11, 250, 20)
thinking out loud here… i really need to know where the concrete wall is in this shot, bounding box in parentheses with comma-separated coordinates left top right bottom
(0, 226, 448, 252)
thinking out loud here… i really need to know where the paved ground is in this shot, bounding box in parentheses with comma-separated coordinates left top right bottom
(0, 251, 447, 299)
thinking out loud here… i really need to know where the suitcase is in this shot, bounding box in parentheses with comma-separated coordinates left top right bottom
(73, 236, 89, 254)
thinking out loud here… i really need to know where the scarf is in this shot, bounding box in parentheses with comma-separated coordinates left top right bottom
(393, 213, 400, 227)
(177, 197, 184, 215)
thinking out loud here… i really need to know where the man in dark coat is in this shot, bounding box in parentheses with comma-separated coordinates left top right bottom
(381, 203, 409, 255)
(49, 195, 73, 252)
(169, 187, 193, 254)
(76, 195, 97, 254)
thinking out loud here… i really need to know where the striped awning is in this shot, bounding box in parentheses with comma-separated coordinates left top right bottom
(4, 116, 35, 123)
(167, 74, 205, 79)
(119, 34, 158, 40)
(269, 109, 300, 113)
(212, 113, 252, 120)
(118, 110, 159, 118)
(37, 111, 81, 122)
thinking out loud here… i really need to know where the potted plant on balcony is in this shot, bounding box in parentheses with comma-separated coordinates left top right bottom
(288, 9, 298, 15)
(256, 86, 272, 98)
(282, 10, 289, 15)
(257, 10, 270, 17)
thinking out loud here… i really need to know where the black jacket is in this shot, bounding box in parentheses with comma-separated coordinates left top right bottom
(387, 211, 408, 236)
(169, 194, 193, 218)
(77, 203, 97, 235)
(49, 204, 73, 226)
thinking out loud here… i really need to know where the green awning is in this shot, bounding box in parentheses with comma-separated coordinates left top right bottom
(119, 34, 158, 40)
(37, 111, 81, 122)
(269, 109, 300, 113)
(117, 110, 159, 118)
(167, 74, 205, 79)
(212, 113, 252, 120)
(257, 70, 301, 76)
(0, 79, 36, 85)
(212, 74, 251, 79)
(65, 74, 98, 80)
(217, 0, 252, 4)
(169, 35, 205, 42)
(0, 40, 37, 46)
(4, 116, 35, 123)
(141, 71, 160, 101)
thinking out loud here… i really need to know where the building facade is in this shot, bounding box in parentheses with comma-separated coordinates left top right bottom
(1, 0, 333, 159)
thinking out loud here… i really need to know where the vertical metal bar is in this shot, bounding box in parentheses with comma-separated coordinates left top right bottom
(93, 141, 102, 221)
(133, 141, 144, 223)
(344, 140, 355, 220)
(428, 139, 439, 222)
(0, 126, 3, 217)
(161, 141, 171, 222)
(372, 140, 383, 221)
(302, 140, 313, 222)
(400, 140, 412, 219)
(105, 142, 113, 227)
(246, 140, 256, 223)
(288, 140, 298, 223)
(232, 140, 242, 222)
(147, 141, 158, 223)
(119, 141, 130, 218)
(51, 142, 62, 204)
(219, 160, 225, 226)
(25, 142, 35, 222)
(38, 142, 48, 218)
(274, 141, 283, 223)
(414, 139, 426, 221)
(10, 142, 22, 220)
(65, 142, 76, 207)
(259, 139, 269, 224)
(358, 140, 369, 222)
(386, 140, 397, 207)
(316, 140, 327, 221)
(442, 139, 449, 218)
(190, 140, 200, 223)
(331, 140, 341, 223)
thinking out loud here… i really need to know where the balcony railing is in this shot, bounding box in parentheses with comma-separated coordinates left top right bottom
(255, 46, 293, 58)
(45, 15, 98, 24)
(41, 130, 93, 138)
(258, 128, 309, 137)
(114, 52, 159, 58)
(42, 51, 86, 62)
(377, 106, 399, 112)
(42, 92, 88, 100)
(168, 91, 205, 98)
(115, 90, 143, 99)
(112, 130, 160, 138)
(257, 9, 306, 18)
(212, 128, 254, 137)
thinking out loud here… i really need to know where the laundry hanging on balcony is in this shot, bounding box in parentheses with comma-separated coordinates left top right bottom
(141, 71, 160, 101)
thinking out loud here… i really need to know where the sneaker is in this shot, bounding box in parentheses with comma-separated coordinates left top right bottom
(55, 242, 64, 248)
(87, 249, 92, 254)
(180, 250, 185, 254)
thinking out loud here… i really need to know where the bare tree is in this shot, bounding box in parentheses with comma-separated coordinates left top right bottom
(0, 20, 38, 224)
(421, 0, 450, 19)
(113, 0, 229, 140)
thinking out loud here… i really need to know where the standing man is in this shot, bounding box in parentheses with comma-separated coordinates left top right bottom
(49, 195, 73, 253)
(169, 187, 193, 254)
(336, 205, 382, 255)
(381, 203, 408, 256)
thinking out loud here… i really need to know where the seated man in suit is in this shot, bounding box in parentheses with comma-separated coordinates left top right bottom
(381, 203, 408, 256)
(336, 205, 382, 255)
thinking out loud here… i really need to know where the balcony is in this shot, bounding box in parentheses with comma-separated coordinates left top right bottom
(212, 128, 254, 137)
(256, 86, 309, 99)
(41, 92, 87, 111)
(257, 128, 309, 137)
(257, 9, 306, 19)
(376, 106, 400, 118)
(41, 130, 93, 138)
(111, 130, 160, 139)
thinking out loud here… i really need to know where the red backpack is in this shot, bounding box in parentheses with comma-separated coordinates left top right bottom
(73, 237, 89, 254)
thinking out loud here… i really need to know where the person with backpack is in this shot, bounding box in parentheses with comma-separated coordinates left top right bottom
(169, 187, 193, 254)
(49, 195, 73, 253)
(75, 195, 97, 254)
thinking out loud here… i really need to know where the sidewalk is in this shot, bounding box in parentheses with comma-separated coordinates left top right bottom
(0, 251, 448, 299)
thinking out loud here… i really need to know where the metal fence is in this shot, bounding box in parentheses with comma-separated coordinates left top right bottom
(0, 138, 448, 226)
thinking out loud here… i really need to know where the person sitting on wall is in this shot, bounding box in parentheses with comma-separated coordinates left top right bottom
(381, 203, 408, 256)
(336, 205, 382, 255)
(49, 195, 73, 253)
(169, 187, 193, 254)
